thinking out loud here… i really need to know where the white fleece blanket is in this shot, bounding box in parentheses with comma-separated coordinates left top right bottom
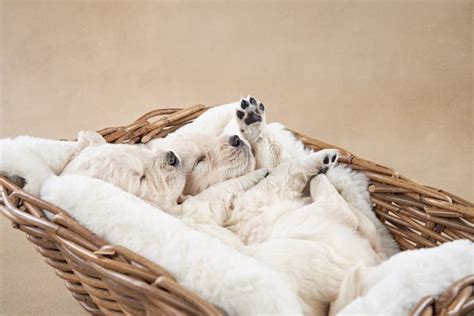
(2, 103, 473, 315)
(337, 239, 474, 315)
(1, 133, 303, 314)
(0, 136, 77, 195)
(41, 174, 302, 314)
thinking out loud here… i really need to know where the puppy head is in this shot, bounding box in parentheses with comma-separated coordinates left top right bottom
(181, 134, 256, 195)
(62, 132, 185, 209)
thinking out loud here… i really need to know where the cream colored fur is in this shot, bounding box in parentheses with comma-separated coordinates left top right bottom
(156, 97, 399, 258)
(62, 131, 186, 210)
(145, 97, 398, 313)
(149, 132, 255, 196)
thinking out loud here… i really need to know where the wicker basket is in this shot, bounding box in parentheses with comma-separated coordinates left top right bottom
(1, 105, 473, 315)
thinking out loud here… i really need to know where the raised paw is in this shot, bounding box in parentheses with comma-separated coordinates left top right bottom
(246, 168, 270, 183)
(318, 149, 338, 174)
(237, 96, 265, 126)
(304, 149, 339, 175)
(235, 96, 266, 142)
(236, 168, 270, 191)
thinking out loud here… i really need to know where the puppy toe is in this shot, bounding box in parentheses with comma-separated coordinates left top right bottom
(249, 96, 257, 106)
(241, 99, 250, 109)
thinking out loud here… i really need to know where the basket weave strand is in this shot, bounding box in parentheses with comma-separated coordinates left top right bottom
(1, 105, 473, 315)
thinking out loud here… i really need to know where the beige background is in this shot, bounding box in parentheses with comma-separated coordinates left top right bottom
(1, 1, 472, 315)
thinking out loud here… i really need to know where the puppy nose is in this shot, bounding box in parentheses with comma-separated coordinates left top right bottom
(229, 135, 242, 147)
(166, 151, 179, 166)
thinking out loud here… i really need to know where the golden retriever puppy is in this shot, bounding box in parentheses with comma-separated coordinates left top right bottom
(61, 131, 185, 210)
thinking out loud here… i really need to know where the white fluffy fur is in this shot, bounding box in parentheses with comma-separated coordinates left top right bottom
(152, 99, 388, 315)
(41, 174, 304, 315)
(146, 97, 399, 313)
(61, 131, 186, 210)
(177, 168, 370, 314)
(0, 98, 419, 315)
(159, 101, 241, 139)
(0, 135, 77, 195)
(325, 165, 400, 258)
(334, 240, 474, 315)
(150, 98, 398, 259)
(149, 132, 255, 196)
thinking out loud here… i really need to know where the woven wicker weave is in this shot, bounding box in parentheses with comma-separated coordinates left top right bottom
(1, 105, 473, 315)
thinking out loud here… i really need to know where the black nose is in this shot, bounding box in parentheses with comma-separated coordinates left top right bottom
(166, 151, 179, 166)
(229, 135, 242, 147)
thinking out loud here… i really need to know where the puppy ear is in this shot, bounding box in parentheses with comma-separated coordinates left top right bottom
(77, 131, 106, 146)
(72, 131, 106, 158)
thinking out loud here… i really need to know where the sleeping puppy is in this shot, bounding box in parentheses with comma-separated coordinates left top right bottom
(176, 147, 382, 264)
(229, 96, 399, 258)
(152, 97, 398, 259)
(60, 132, 360, 314)
(150, 132, 255, 196)
(61, 131, 186, 210)
(172, 150, 382, 315)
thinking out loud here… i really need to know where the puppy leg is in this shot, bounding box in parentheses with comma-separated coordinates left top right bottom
(178, 168, 269, 225)
(191, 224, 244, 249)
(243, 239, 351, 315)
(329, 265, 369, 315)
(310, 174, 383, 256)
(235, 96, 266, 143)
(326, 165, 400, 258)
(310, 174, 359, 229)
(234, 96, 280, 168)
(303, 149, 339, 176)
(231, 149, 339, 211)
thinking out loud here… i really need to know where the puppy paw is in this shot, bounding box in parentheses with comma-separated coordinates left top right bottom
(236, 96, 266, 141)
(256, 168, 271, 179)
(305, 149, 339, 175)
(318, 149, 339, 174)
(237, 168, 270, 191)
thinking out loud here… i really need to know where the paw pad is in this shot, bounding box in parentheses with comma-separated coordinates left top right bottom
(236, 96, 265, 126)
(315, 149, 338, 175)
(236, 110, 245, 120)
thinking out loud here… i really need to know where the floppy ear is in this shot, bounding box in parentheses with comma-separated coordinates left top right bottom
(77, 131, 106, 147)
(70, 131, 107, 160)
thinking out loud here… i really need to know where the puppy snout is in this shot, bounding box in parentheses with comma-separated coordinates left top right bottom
(229, 135, 242, 147)
(166, 151, 179, 166)
(319, 167, 328, 174)
(244, 111, 262, 125)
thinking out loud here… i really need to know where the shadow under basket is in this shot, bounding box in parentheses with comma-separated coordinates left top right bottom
(1, 105, 473, 315)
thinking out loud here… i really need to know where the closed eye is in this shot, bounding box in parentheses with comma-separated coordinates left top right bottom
(194, 156, 205, 168)
(140, 175, 146, 181)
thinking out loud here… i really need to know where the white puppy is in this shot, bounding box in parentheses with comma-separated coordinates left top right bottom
(60, 132, 355, 314)
(173, 152, 382, 314)
(145, 98, 397, 314)
(61, 131, 186, 210)
(156, 97, 398, 258)
(150, 132, 255, 197)
(57, 99, 395, 314)
(230, 96, 399, 258)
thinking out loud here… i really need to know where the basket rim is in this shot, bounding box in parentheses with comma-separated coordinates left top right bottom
(1, 104, 473, 315)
